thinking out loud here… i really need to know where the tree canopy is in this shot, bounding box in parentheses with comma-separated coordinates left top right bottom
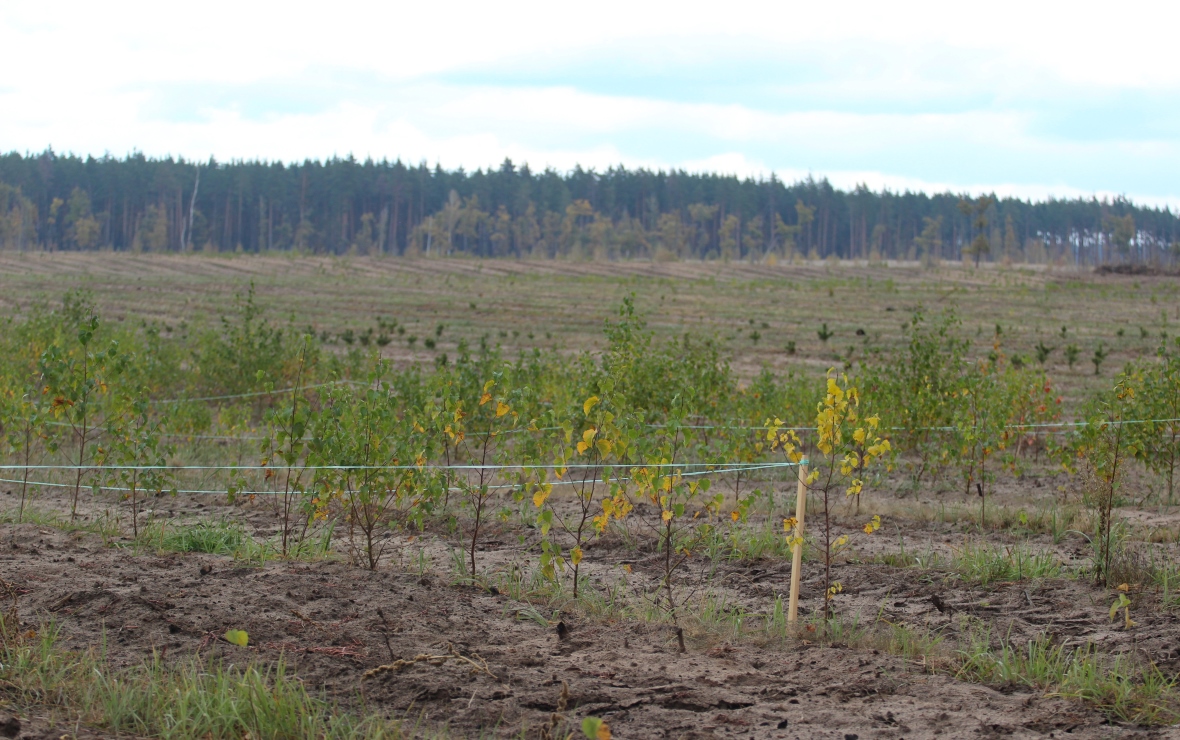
(1, 150, 1176, 265)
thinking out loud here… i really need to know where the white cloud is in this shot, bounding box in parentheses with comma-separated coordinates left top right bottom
(2, 0, 1180, 202)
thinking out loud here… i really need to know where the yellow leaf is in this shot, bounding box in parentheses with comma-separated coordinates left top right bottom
(661, 510, 673, 522)
(571, 547, 583, 565)
(853, 427, 866, 444)
(595, 439, 613, 456)
(576, 441, 590, 454)
(483, 379, 495, 392)
(224, 629, 249, 647)
(583, 395, 600, 415)
(533, 489, 550, 508)
(731, 511, 740, 522)
(1117, 583, 1130, 592)
(583, 427, 597, 443)
(496, 402, 510, 417)
(479, 393, 493, 406)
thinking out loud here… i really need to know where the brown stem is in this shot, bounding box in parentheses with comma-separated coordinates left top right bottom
(130, 470, 139, 538)
(664, 516, 675, 615)
(18, 421, 32, 524)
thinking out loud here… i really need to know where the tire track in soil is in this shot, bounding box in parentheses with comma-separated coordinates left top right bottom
(1, 521, 1155, 739)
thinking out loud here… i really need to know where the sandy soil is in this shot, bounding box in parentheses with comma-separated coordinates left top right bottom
(4, 477, 1179, 739)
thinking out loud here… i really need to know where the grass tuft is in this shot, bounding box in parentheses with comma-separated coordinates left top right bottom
(950, 539, 1060, 585)
(0, 622, 406, 739)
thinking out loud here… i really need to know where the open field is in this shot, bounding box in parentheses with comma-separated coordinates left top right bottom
(1, 252, 1177, 392)
(2, 254, 1180, 739)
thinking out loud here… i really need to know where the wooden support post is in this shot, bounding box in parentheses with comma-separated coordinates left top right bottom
(787, 463, 808, 624)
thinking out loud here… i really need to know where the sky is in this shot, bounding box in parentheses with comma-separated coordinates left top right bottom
(2, 0, 1179, 206)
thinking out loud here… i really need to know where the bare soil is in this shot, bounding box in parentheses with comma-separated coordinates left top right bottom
(4, 480, 1179, 739)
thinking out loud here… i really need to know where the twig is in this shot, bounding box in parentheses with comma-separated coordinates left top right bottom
(362, 642, 497, 680)
(291, 609, 328, 632)
(376, 608, 396, 661)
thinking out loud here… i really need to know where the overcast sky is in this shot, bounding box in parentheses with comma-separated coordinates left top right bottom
(3, 0, 1178, 205)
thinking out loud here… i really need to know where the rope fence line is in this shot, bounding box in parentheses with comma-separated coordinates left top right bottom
(0, 461, 805, 498)
(37, 417, 1180, 444)
(0, 461, 803, 472)
(153, 379, 366, 404)
(665, 418, 1180, 432)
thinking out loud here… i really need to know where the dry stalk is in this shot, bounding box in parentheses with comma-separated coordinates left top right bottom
(0, 578, 19, 646)
(362, 642, 497, 680)
(291, 609, 329, 632)
(539, 681, 571, 740)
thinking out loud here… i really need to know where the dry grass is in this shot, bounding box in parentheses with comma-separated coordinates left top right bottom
(0, 253, 1175, 391)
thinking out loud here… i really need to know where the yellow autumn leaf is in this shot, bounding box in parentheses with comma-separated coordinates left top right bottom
(582, 427, 597, 443)
(224, 629, 249, 647)
(496, 401, 510, 417)
(731, 511, 740, 522)
(576, 441, 590, 454)
(479, 392, 493, 406)
(583, 395, 600, 415)
(661, 510, 673, 522)
(853, 427, 866, 444)
(571, 547, 583, 565)
(582, 717, 610, 740)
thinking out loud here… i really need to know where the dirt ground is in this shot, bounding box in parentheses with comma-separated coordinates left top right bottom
(5, 477, 1180, 740)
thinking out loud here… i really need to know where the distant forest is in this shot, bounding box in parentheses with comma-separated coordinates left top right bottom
(1, 150, 1177, 265)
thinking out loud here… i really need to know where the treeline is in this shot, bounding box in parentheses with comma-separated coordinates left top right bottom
(1, 150, 1178, 265)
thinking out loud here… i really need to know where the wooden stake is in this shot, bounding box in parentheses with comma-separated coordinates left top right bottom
(787, 463, 808, 624)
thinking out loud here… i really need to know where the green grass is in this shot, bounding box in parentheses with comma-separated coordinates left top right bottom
(950, 539, 1061, 585)
(130, 518, 271, 561)
(701, 519, 799, 562)
(955, 624, 1179, 725)
(127, 518, 335, 564)
(0, 623, 409, 739)
(1, 505, 121, 540)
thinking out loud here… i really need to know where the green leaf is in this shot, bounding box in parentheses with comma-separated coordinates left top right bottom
(582, 716, 610, 739)
(1109, 594, 1130, 621)
(224, 629, 249, 647)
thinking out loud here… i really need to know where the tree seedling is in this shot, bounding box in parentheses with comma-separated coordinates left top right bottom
(1035, 341, 1055, 364)
(1110, 591, 1135, 630)
(1065, 343, 1080, 369)
(1093, 343, 1109, 375)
